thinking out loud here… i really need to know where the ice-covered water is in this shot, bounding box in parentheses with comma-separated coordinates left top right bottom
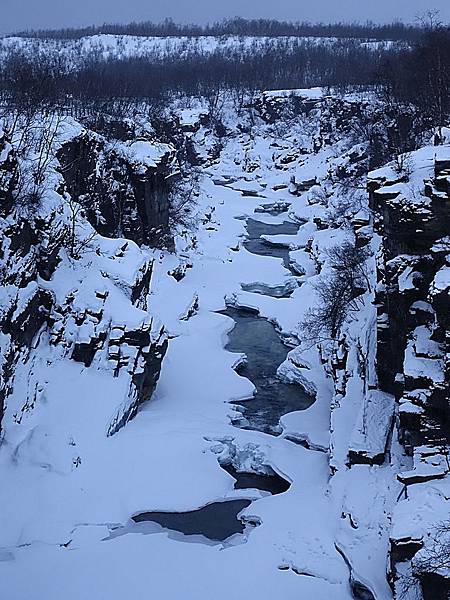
(244, 218, 299, 269)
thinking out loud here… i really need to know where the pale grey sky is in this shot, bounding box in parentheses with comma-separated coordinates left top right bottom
(2, 0, 450, 34)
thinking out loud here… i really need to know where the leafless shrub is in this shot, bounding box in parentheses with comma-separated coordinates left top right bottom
(327, 187, 366, 227)
(308, 186, 329, 206)
(301, 241, 371, 342)
(168, 165, 201, 233)
(394, 151, 413, 179)
(6, 113, 66, 214)
(397, 520, 450, 600)
(414, 521, 450, 577)
(65, 195, 97, 260)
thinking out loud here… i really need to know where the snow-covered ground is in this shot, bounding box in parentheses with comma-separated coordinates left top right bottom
(2, 92, 445, 599)
(0, 34, 402, 68)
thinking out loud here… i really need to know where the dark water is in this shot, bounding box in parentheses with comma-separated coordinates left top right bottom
(222, 464, 291, 494)
(126, 466, 290, 544)
(244, 218, 300, 269)
(220, 306, 314, 434)
(129, 464, 291, 543)
(132, 499, 252, 542)
(123, 217, 309, 545)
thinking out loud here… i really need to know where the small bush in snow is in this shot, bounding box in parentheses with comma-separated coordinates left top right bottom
(301, 240, 371, 342)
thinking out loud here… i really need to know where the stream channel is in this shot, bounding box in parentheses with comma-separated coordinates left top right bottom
(126, 214, 314, 544)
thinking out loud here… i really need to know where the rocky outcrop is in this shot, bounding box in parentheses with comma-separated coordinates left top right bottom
(255, 90, 324, 124)
(369, 145, 450, 599)
(0, 121, 170, 435)
(0, 158, 68, 431)
(0, 132, 18, 216)
(347, 390, 396, 466)
(106, 320, 167, 436)
(58, 131, 176, 248)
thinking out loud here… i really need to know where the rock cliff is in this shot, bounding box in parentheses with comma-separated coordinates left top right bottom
(369, 144, 450, 599)
(0, 119, 173, 436)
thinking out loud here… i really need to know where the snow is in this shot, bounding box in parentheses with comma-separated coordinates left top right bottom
(179, 107, 208, 127)
(404, 334, 445, 385)
(125, 140, 173, 169)
(0, 138, 12, 163)
(399, 401, 424, 415)
(1, 88, 435, 599)
(0, 35, 398, 70)
(391, 477, 450, 543)
(348, 390, 395, 462)
(289, 248, 317, 276)
(430, 264, 450, 294)
(0, 153, 355, 599)
(398, 265, 420, 292)
(410, 300, 434, 314)
(263, 87, 324, 100)
(279, 349, 332, 453)
(409, 326, 442, 360)
(398, 445, 450, 482)
(368, 143, 450, 209)
(332, 463, 401, 600)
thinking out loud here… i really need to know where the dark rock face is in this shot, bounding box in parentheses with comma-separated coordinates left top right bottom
(369, 186, 450, 257)
(0, 124, 170, 435)
(0, 170, 68, 431)
(370, 150, 450, 597)
(131, 259, 155, 307)
(0, 134, 18, 217)
(106, 322, 168, 436)
(374, 254, 440, 393)
(254, 93, 409, 184)
(254, 92, 322, 125)
(370, 164, 449, 412)
(420, 573, 450, 600)
(3, 288, 54, 348)
(0, 287, 53, 431)
(57, 132, 175, 248)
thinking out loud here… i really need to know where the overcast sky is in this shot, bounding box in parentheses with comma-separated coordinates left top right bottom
(2, 0, 450, 34)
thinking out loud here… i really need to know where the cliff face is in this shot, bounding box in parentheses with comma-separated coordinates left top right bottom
(57, 132, 176, 248)
(369, 144, 450, 599)
(258, 91, 449, 599)
(255, 93, 450, 599)
(0, 119, 172, 437)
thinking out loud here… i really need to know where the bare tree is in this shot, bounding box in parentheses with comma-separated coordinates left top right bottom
(398, 521, 450, 600)
(414, 521, 450, 577)
(416, 9, 442, 31)
(326, 187, 366, 227)
(1, 112, 67, 214)
(301, 241, 371, 342)
(168, 165, 201, 233)
(327, 241, 372, 293)
(65, 195, 97, 260)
